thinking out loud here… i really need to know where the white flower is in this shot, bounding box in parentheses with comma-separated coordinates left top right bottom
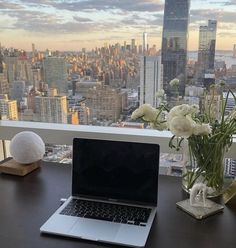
(156, 89, 165, 98)
(131, 104, 159, 122)
(168, 104, 192, 121)
(189, 104, 199, 115)
(169, 78, 180, 87)
(169, 116, 194, 138)
(193, 123, 212, 135)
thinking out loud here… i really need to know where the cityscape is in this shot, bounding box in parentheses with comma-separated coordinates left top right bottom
(0, 1, 236, 171)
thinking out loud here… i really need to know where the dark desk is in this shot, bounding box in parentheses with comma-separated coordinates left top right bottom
(0, 161, 236, 248)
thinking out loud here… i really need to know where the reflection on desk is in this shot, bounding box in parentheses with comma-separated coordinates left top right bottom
(0, 160, 235, 248)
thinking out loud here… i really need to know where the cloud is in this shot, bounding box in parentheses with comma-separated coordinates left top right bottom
(0, 8, 94, 33)
(223, 0, 236, 5)
(73, 16, 93, 23)
(0, 1, 164, 34)
(51, 0, 163, 12)
(218, 31, 236, 37)
(190, 9, 236, 24)
(0, 2, 24, 10)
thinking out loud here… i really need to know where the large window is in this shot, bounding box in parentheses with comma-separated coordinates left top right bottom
(0, 1, 236, 174)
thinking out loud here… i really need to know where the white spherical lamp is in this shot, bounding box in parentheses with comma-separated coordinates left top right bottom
(10, 131, 45, 164)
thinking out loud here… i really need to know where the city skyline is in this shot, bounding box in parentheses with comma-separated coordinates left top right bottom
(0, 0, 236, 51)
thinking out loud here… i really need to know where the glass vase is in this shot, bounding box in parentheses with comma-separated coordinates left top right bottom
(182, 140, 233, 198)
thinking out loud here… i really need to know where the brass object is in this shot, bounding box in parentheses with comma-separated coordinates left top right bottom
(223, 180, 236, 204)
(0, 157, 41, 176)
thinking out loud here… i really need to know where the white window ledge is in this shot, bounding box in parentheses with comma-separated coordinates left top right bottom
(0, 120, 236, 159)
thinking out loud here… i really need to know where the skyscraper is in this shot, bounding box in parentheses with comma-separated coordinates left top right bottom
(0, 95, 18, 120)
(161, 0, 190, 97)
(197, 20, 217, 81)
(234, 44, 236, 58)
(131, 39, 136, 53)
(35, 95, 68, 123)
(140, 56, 163, 107)
(143, 32, 148, 55)
(42, 56, 67, 94)
(86, 85, 122, 122)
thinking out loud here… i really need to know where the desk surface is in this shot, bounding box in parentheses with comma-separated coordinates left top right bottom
(0, 161, 236, 248)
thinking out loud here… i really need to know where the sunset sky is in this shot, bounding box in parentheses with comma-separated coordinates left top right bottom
(0, 0, 236, 51)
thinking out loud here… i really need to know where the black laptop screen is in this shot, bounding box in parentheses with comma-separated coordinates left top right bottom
(72, 138, 159, 205)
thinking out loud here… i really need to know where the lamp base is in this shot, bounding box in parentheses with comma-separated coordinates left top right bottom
(0, 157, 41, 176)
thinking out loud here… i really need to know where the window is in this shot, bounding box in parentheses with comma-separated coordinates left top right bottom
(0, 1, 236, 172)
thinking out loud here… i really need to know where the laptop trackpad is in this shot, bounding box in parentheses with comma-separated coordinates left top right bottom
(69, 218, 119, 241)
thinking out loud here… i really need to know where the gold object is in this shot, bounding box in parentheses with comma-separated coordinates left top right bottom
(223, 180, 236, 204)
(0, 157, 41, 176)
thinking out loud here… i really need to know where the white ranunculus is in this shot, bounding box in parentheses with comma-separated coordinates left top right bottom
(168, 104, 192, 120)
(156, 89, 165, 98)
(193, 123, 212, 135)
(169, 78, 180, 87)
(169, 116, 194, 138)
(131, 108, 144, 120)
(131, 104, 158, 122)
(189, 104, 199, 115)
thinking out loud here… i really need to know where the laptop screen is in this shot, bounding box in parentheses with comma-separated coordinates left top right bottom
(72, 138, 159, 205)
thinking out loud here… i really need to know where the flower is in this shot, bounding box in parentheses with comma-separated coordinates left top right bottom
(131, 82, 236, 194)
(131, 104, 159, 122)
(168, 116, 194, 138)
(156, 89, 165, 98)
(169, 78, 180, 87)
(193, 123, 212, 136)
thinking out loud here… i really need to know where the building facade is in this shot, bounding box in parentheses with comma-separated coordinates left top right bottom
(197, 20, 217, 82)
(140, 56, 163, 107)
(161, 0, 190, 97)
(35, 95, 68, 123)
(86, 85, 122, 122)
(0, 95, 18, 120)
(42, 56, 67, 94)
(143, 32, 148, 55)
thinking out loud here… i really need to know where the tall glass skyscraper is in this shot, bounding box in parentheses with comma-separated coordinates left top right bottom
(197, 20, 217, 81)
(161, 0, 190, 97)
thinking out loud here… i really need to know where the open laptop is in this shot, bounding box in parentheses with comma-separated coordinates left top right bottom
(40, 138, 160, 247)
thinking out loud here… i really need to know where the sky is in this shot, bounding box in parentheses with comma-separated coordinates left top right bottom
(0, 0, 236, 51)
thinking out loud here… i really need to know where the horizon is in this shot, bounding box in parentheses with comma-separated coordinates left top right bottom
(0, 0, 236, 51)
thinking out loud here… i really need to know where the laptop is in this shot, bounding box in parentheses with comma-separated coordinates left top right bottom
(40, 138, 160, 247)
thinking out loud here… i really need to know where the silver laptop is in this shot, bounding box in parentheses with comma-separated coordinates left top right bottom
(40, 138, 159, 247)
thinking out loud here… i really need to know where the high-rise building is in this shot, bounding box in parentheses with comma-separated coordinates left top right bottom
(143, 32, 148, 55)
(32, 43, 36, 57)
(78, 103, 90, 125)
(35, 95, 68, 123)
(197, 20, 217, 81)
(233, 44, 236, 58)
(86, 85, 122, 122)
(140, 56, 163, 107)
(0, 95, 18, 120)
(17, 53, 31, 82)
(42, 56, 67, 94)
(10, 80, 26, 107)
(0, 73, 9, 95)
(131, 39, 136, 53)
(161, 0, 190, 97)
(0, 59, 9, 95)
(4, 55, 18, 87)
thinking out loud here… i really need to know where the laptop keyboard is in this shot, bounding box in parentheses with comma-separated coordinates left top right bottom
(60, 199, 152, 226)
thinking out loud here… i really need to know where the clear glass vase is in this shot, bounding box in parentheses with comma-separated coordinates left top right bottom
(182, 139, 234, 198)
